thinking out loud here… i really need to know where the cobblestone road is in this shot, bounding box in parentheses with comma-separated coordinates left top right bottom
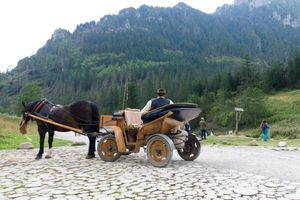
(1, 146, 300, 200)
(200, 145, 300, 183)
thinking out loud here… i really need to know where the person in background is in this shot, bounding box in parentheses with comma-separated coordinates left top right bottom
(260, 119, 270, 141)
(199, 117, 207, 140)
(141, 88, 173, 115)
(185, 122, 191, 133)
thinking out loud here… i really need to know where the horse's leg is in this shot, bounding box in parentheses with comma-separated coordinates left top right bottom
(45, 130, 54, 159)
(86, 135, 96, 159)
(83, 122, 97, 159)
(36, 126, 46, 159)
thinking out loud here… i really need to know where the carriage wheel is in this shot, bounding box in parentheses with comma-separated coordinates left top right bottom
(146, 134, 174, 167)
(97, 134, 121, 162)
(177, 134, 201, 161)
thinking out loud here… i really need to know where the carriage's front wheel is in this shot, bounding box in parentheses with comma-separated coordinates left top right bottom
(146, 134, 174, 167)
(97, 134, 121, 162)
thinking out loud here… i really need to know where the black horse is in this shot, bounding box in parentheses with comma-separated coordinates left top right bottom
(19, 99, 99, 159)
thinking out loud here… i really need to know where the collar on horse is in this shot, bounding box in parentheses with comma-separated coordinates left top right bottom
(33, 99, 46, 113)
(32, 99, 55, 116)
(28, 99, 55, 128)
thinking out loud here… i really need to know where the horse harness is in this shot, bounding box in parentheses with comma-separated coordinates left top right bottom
(27, 99, 99, 127)
(31, 99, 56, 118)
(29, 99, 59, 131)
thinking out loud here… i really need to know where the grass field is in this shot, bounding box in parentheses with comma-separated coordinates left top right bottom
(240, 90, 300, 140)
(266, 90, 300, 139)
(203, 135, 300, 147)
(0, 113, 72, 150)
(197, 90, 300, 147)
(1, 90, 300, 149)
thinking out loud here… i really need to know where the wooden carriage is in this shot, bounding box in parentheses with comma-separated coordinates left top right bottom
(24, 102, 201, 167)
(97, 103, 202, 167)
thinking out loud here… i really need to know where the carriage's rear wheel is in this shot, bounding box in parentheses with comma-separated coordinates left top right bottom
(177, 134, 201, 161)
(146, 134, 174, 167)
(97, 134, 121, 162)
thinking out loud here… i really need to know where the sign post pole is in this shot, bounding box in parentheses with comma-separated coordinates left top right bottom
(234, 107, 244, 135)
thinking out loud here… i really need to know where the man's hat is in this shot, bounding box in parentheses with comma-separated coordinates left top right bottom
(156, 88, 166, 95)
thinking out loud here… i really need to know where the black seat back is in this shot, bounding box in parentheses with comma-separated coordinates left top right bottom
(142, 103, 201, 123)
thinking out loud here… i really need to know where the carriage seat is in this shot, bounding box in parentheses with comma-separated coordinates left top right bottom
(112, 110, 125, 120)
(124, 108, 142, 127)
(141, 103, 200, 123)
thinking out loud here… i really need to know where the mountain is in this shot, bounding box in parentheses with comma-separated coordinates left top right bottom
(222, 0, 300, 28)
(1, 1, 300, 114)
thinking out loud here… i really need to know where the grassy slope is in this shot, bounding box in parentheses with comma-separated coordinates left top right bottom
(205, 90, 300, 147)
(267, 90, 300, 138)
(240, 90, 300, 138)
(0, 114, 72, 150)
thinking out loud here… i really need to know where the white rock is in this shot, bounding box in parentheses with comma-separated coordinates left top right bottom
(0, 193, 6, 200)
(248, 139, 259, 146)
(72, 141, 87, 146)
(17, 142, 33, 149)
(234, 187, 258, 196)
(285, 193, 300, 200)
(185, 190, 197, 196)
(265, 182, 280, 188)
(278, 141, 288, 148)
(132, 187, 144, 193)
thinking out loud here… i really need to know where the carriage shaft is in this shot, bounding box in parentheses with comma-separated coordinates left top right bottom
(26, 113, 85, 135)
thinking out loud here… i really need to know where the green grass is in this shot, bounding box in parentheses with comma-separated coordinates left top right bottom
(239, 90, 300, 139)
(266, 90, 300, 139)
(203, 135, 253, 146)
(0, 113, 72, 150)
(205, 89, 300, 147)
(205, 56, 243, 64)
(203, 135, 300, 147)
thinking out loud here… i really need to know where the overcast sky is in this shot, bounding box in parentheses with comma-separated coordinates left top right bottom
(0, 0, 234, 72)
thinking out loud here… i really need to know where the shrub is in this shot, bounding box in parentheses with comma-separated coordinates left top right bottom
(271, 129, 300, 139)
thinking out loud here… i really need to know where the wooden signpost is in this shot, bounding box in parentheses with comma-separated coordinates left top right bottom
(234, 107, 244, 135)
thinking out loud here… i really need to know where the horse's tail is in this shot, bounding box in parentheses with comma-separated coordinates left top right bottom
(90, 102, 100, 133)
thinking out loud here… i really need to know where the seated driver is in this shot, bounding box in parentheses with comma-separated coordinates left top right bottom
(141, 88, 173, 115)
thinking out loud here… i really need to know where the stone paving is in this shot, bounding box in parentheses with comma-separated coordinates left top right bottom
(1, 146, 300, 200)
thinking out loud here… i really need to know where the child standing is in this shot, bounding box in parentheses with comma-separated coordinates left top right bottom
(260, 120, 270, 141)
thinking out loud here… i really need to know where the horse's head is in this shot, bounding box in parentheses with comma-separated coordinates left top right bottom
(19, 100, 39, 134)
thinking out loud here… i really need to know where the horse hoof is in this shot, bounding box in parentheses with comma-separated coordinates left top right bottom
(35, 155, 42, 160)
(86, 154, 95, 159)
(45, 149, 52, 159)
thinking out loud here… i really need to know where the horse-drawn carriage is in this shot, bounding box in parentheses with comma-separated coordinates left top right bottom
(20, 99, 201, 167)
(97, 103, 201, 167)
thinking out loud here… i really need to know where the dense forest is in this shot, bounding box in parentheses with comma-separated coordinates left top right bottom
(1, 0, 300, 131)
